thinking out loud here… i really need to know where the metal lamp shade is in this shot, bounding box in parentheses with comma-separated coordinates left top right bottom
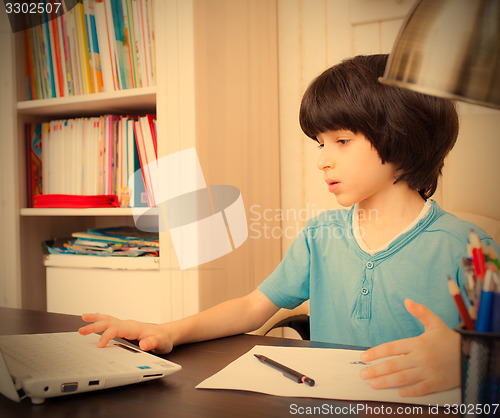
(380, 0, 500, 109)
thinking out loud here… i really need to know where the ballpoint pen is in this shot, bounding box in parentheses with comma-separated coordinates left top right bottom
(254, 354, 315, 386)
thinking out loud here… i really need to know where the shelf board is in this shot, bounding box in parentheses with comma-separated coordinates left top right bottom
(17, 87, 157, 118)
(20, 207, 139, 216)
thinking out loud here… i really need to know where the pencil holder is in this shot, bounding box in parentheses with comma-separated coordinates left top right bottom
(456, 325, 500, 417)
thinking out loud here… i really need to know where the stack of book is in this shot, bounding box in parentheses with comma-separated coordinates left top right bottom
(45, 226, 159, 257)
(26, 114, 157, 208)
(24, 0, 156, 100)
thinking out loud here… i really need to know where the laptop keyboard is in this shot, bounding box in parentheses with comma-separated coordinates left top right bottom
(0, 333, 135, 377)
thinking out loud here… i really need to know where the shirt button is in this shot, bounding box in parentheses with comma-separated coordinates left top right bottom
(366, 261, 374, 269)
(361, 287, 370, 295)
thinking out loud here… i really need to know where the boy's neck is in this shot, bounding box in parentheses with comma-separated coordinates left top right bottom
(356, 185, 426, 250)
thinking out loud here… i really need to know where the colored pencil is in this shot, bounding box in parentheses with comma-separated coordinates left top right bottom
(448, 276, 475, 330)
(470, 231, 487, 280)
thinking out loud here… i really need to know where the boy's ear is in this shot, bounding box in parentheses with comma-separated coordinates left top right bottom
(392, 165, 406, 183)
(392, 169, 401, 183)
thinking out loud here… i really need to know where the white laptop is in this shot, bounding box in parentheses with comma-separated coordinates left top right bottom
(0, 332, 181, 404)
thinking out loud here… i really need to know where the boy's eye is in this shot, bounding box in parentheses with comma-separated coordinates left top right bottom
(337, 139, 350, 145)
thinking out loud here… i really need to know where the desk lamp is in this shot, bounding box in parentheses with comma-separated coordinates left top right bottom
(379, 0, 500, 110)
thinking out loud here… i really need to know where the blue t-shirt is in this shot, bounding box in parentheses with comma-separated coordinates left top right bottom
(258, 200, 499, 347)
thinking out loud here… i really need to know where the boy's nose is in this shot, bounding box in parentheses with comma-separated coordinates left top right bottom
(317, 151, 334, 171)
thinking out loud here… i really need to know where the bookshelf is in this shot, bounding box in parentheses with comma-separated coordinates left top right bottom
(13, 0, 161, 318)
(17, 87, 156, 117)
(4, 0, 282, 323)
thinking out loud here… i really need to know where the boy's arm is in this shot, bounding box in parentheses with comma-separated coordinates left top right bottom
(79, 289, 280, 353)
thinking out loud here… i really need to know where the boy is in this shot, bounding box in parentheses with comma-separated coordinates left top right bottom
(79, 55, 499, 397)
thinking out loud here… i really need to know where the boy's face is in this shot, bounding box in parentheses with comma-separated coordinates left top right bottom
(316, 130, 398, 207)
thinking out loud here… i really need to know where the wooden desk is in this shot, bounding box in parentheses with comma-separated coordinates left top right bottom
(0, 307, 457, 417)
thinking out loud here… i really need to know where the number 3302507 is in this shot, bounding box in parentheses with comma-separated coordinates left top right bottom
(5, 2, 62, 15)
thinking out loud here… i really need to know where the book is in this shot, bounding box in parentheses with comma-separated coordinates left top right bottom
(104, 0, 119, 89)
(94, 0, 115, 91)
(138, 0, 152, 86)
(131, 0, 145, 88)
(48, 7, 63, 97)
(123, 0, 138, 87)
(127, 117, 147, 207)
(110, 0, 132, 89)
(75, 0, 93, 94)
(145, 0, 155, 85)
(72, 226, 159, 247)
(133, 117, 157, 206)
(25, 123, 43, 207)
(59, 10, 74, 96)
(139, 114, 157, 202)
(41, 10, 56, 98)
(46, 238, 155, 257)
(33, 194, 119, 208)
(66, 6, 82, 95)
(24, 29, 35, 99)
(41, 122, 50, 194)
(84, 0, 104, 93)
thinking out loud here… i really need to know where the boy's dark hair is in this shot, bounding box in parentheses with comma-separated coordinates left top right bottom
(299, 54, 459, 200)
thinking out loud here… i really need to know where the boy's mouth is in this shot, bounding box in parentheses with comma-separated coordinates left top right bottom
(325, 179, 340, 193)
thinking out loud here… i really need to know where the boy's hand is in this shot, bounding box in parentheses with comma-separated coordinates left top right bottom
(359, 299, 460, 397)
(79, 313, 173, 354)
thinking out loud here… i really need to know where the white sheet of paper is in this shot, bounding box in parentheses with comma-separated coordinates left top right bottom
(196, 345, 461, 406)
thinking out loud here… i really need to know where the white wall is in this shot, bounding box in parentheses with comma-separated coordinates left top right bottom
(444, 104, 500, 224)
(277, 0, 500, 253)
